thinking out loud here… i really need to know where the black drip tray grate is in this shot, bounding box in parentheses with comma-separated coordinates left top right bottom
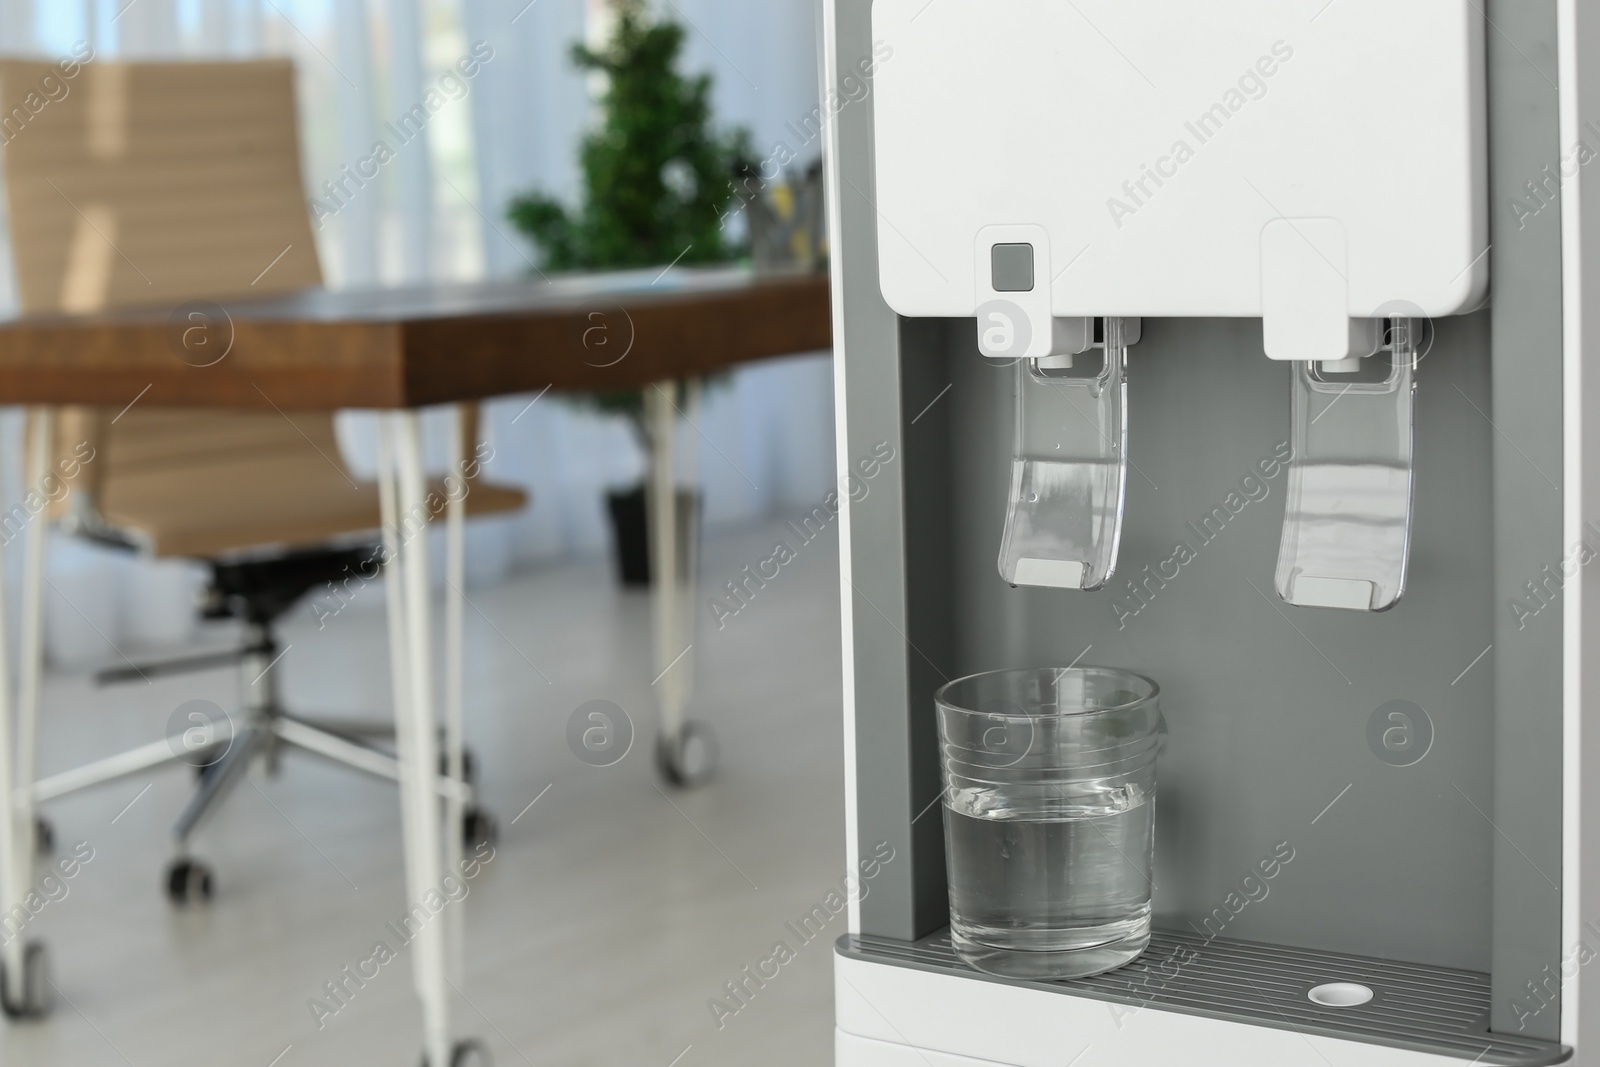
(839, 929, 1571, 1066)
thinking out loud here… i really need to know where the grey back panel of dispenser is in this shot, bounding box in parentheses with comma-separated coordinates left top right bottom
(835, 0, 1564, 1044)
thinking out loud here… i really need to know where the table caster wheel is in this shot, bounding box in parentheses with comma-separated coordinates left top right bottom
(463, 807, 496, 851)
(421, 1038, 492, 1067)
(33, 816, 53, 856)
(0, 941, 53, 1020)
(655, 721, 718, 789)
(165, 858, 214, 906)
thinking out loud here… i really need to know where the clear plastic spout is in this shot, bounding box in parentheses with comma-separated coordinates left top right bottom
(998, 319, 1132, 591)
(1275, 318, 1418, 612)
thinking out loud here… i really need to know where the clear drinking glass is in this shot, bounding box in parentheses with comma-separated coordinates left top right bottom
(937, 667, 1162, 980)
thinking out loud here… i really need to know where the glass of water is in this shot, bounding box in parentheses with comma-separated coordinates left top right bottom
(937, 666, 1162, 979)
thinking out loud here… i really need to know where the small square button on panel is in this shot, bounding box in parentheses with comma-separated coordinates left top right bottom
(991, 243, 1035, 292)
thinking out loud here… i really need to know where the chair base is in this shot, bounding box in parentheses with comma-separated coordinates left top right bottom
(27, 614, 479, 899)
(24, 707, 476, 832)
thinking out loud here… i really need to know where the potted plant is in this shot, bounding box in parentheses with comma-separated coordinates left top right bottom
(508, 0, 752, 586)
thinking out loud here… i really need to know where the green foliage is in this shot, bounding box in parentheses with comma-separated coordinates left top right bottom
(507, 0, 753, 273)
(508, 0, 748, 441)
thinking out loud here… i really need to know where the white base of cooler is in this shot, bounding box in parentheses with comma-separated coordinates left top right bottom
(834, 953, 1488, 1067)
(838, 1030, 1013, 1065)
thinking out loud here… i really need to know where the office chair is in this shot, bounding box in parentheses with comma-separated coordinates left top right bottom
(0, 58, 522, 937)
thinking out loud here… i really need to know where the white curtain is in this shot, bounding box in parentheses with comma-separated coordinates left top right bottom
(0, 0, 834, 666)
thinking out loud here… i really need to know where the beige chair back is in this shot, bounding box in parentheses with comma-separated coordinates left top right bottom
(2, 58, 321, 307)
(0, 59, 358, 553)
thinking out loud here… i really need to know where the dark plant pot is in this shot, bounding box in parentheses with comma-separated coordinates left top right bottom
(605, 484, 700, 588)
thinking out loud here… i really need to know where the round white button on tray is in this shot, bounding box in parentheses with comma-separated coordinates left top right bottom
(1307, 982, 1375, 1008)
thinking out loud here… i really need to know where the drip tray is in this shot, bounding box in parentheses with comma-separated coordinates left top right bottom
(838, 929, 1571, 1066)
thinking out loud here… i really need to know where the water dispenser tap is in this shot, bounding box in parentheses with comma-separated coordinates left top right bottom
(998, 317, 1137, 591)
(1274, 317, 1419, 612)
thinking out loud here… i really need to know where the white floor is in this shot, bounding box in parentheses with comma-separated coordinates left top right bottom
(0, 520, 845, 1067)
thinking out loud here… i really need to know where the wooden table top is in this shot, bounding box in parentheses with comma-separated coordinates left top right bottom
(0, 267, 832, 410)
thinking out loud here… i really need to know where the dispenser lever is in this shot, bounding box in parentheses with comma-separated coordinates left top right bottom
(1274, 318, 1418, 612)
(998, 318, 1134, 591)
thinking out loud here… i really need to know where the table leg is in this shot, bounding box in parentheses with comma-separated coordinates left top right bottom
(0, 457, 21, 1010)
(443, 404, 468, 984)
(383, 411, 452, 1067)
(647, 382, 714, 787)
(676, 380, 701, 706)
(376, 423, 424, 932)
(16, 409, 49, 865)
(0, 408, 52, 1017)
(646, 384, 686, 745)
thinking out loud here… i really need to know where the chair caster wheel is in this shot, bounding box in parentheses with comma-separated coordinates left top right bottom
(421, 1038, 492, 1067)
(0, 941, 53, 1020)
(165, 858, 214, 906)
(655, 722, 719, 790)
(463, 808, 496, 851)
(33, 817, 53, 856)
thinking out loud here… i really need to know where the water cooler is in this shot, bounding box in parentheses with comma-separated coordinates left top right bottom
(823, 1, 1600, 1063)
